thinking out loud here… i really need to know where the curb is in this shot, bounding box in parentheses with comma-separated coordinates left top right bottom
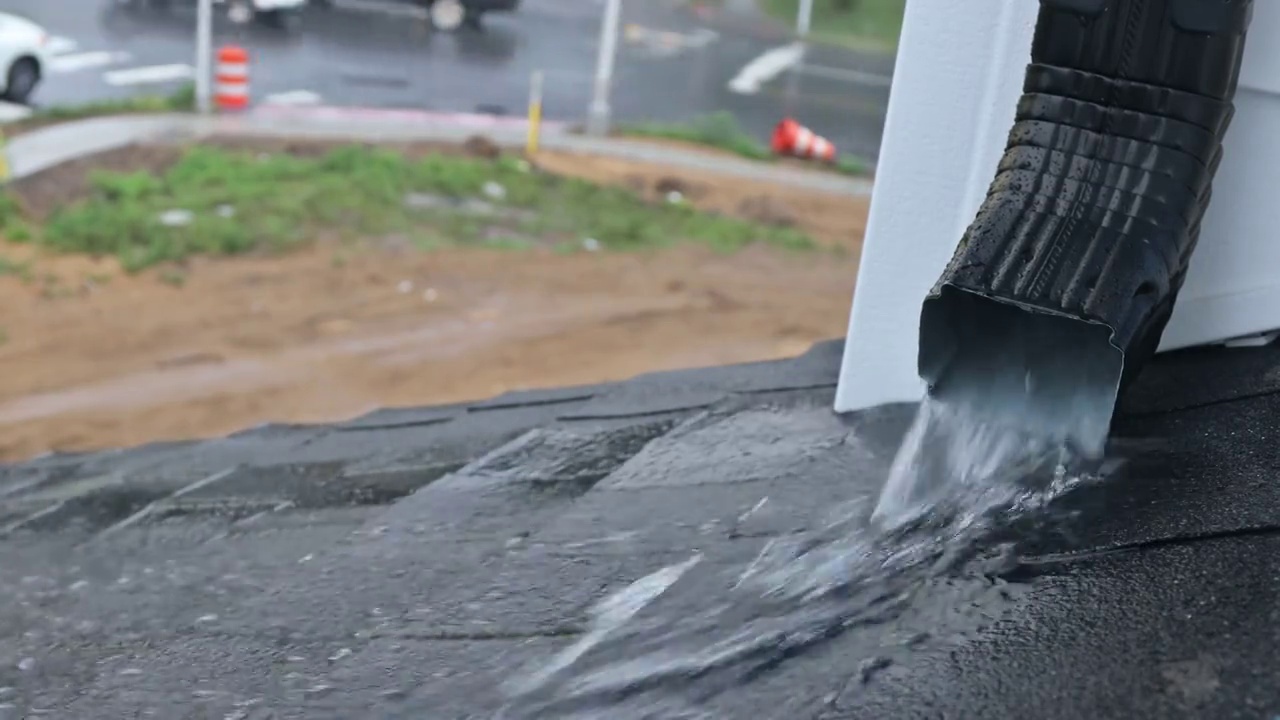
(251, 104, 571, 132)
(4, 110, 873, 197)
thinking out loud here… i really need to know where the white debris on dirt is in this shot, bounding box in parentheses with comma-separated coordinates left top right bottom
(582, 238, 602, 252)
(482, 181, 507, 201)
(158, 209, 193, 227)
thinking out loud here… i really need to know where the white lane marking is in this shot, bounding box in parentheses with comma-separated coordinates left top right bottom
(45, 35, 78, 56)
(728, 41, 805, 95)
(104, 63, 195, 86)
(794, 62, 893, 88)
(263, 89, 322, 106)
(49, 51, 133, 74)
(0, 101, 32, 123)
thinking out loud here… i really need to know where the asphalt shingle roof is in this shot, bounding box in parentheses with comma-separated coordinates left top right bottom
(1, 337, 1277, 719)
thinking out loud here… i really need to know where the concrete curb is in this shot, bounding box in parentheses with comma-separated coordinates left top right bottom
(5, 111, 874, 197)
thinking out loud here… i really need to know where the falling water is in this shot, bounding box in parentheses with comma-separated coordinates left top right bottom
(876, 307, 1121, 530)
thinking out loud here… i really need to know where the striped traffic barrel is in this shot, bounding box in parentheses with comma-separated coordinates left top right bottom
(215, 45, 250, 111)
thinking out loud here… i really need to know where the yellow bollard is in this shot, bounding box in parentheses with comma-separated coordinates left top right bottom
(0, 129, 10, 184)
(527, 70, 544, 155)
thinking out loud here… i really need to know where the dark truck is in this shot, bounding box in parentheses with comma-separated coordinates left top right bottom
(113, 0, 308, 30)
(312, 0, 519, 31)
(418, 0, 520, 31)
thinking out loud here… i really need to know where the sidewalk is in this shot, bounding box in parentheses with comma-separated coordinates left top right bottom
(4, 109, 874, 197)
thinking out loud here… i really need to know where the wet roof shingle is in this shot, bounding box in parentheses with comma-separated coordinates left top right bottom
(1, 338, 1277, 719)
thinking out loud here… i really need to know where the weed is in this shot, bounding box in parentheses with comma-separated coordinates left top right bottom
(759, 0, 905, 51)
(159, 270, 187, 287)
(619, 113, 870, 177)
(0, 193, 35, 243)
(0, 255, 31, 280)
(30, 83, 196, 122)
(622, 112, 774, 161)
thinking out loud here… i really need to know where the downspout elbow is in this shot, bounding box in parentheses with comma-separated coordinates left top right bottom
(916, 0, 1253, 456)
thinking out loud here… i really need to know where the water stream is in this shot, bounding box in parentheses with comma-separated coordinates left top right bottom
(502, 357, 1116, 718)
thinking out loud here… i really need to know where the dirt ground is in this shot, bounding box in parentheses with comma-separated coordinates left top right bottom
(0, 138, 869, 461)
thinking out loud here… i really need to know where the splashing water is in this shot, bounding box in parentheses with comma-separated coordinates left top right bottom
(505, 554, 703, 699)
(505, 341, 1115, 717)
(873, 394, 1077, 530)
(875, 317, 1116, 531)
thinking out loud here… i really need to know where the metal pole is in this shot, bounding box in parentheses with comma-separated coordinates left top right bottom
(195, 0, 214, 114)
(797, 0, 814, 36)
(586, 0, 622, 137)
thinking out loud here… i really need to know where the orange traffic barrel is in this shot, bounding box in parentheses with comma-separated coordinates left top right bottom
(215, 45, 250, 112)
(771, 118, 837, 163)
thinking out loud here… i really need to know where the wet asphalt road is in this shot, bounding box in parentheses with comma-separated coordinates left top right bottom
(3, 0, 894, 160)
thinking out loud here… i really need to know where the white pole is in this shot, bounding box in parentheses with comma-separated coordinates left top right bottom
(586, 0, 622, 137)
(195, 0, 214, 114)
(797, 0, 814, 37)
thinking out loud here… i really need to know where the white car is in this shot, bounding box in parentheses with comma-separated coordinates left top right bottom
(0, 12, 51, 104)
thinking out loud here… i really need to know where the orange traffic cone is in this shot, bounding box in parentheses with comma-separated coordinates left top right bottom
(771, 118, 837, 163)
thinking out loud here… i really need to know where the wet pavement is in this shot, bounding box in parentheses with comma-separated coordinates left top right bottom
(5, 0, 894, 160)
(3, 337, 1280, 718)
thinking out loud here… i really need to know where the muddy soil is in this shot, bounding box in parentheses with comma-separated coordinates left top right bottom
(0, 138, 867, 460)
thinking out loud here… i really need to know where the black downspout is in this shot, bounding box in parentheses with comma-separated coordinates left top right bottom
(916, 0, 1253, 457)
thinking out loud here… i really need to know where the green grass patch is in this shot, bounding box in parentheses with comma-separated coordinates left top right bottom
(618, 112, 869, 176)
(31, 83, 195, 122)
(760, 0, 905, 51)
(9, 144, 816, 272)
(622, 112, 775, 161)
(2, 84, 197, 137)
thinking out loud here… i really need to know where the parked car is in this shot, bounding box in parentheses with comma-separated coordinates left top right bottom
(0, 12, 51, 104)
(113, 0, 307, 30)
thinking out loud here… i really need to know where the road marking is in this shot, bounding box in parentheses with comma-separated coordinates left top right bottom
(104, 63, 195, 86)
(49, 51, 133, 74)
(264, 89, 322, 106)
(728, 41, 805, 95)
(0, 101, 32, 123)
(45, 35, 78, 56)
(623, 24, 719, 57)
(794, 63, 893, 88)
